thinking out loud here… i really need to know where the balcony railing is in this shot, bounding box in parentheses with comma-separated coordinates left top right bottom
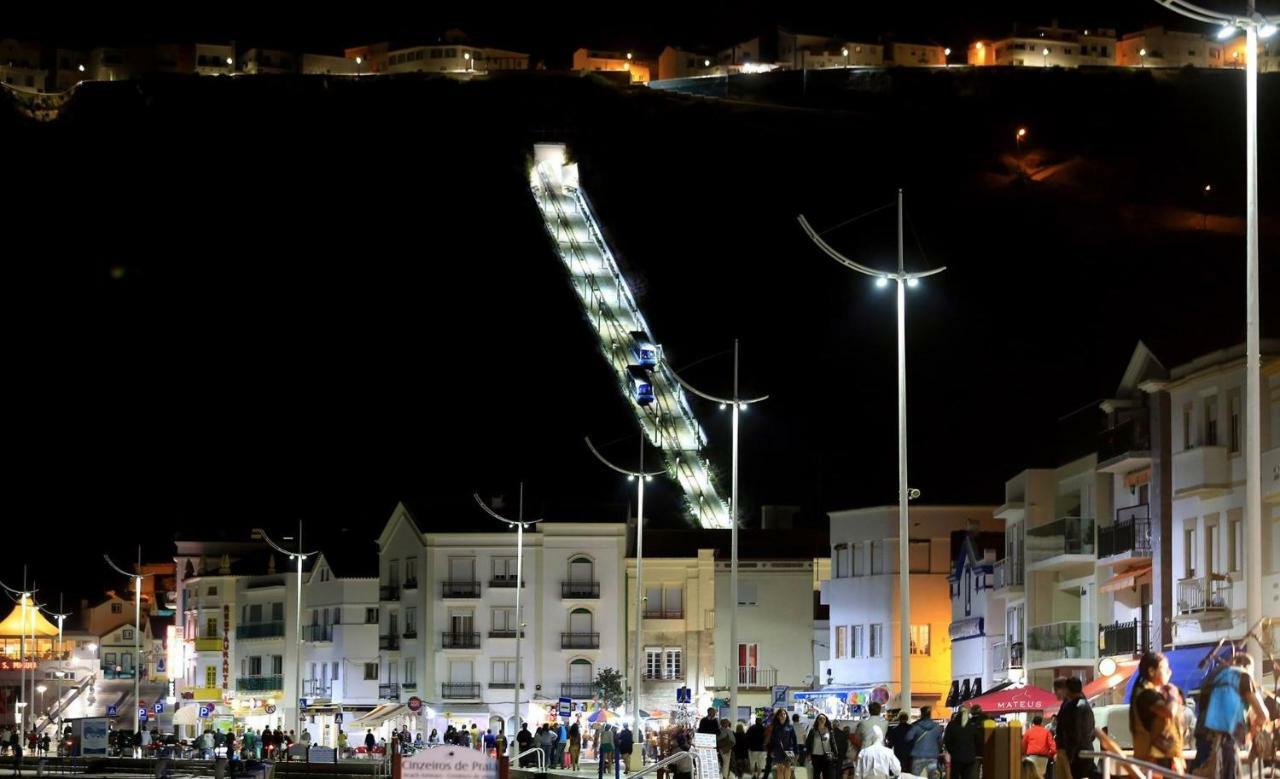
(194, 636, 222, 652)
(643, 671, 685, 681)
(562, 581, 601, 598)
(1027, 622, 1096, 663)
(402, 579, 418, 591)
(488, 628, 524, 639)
(442, 581, 481, 598)
(643, 608, 684, 619)
(302, 625, 333, 642)
(489, 681, 525, 689)
(379, 585, 400, 601)
(380, 634, 400, 651)
(378, 683, 400, 700)
(442, 682, 480, 699)
(402, 628, 418, 640)
(302, 680, 330, 697)
(1099, 506, 1152, 559)
(1099, 417, 1151, 464)
(731, 666, 778, 689)
(238, 675, 284, 692)
(101, 667, 136, 679)
(1027, 517, 1096, 565)
(1010, 641, 1025, 669)
(561, 682, 596, 699)
(488, 576, 522, 589)
(993, 558, 1024, 590)
(443, 631, 481, 649)
(1177, 575, 1232, 615)
(1100, 620, 1150, 657)
(236, 621, 286, 639)
(561, 632, 600, 649)
(992, 641, 1010, 673)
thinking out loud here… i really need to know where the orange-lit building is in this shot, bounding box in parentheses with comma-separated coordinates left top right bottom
(571, 48, 651, 83)
(969, 24, 1117, 67)
(1117, 27, 1229, 68)
(658, 46, 718, 80)
(888, 42, 948, 67)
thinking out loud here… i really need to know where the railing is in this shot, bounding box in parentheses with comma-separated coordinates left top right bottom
(1081, 750, 1193, 779)
(443, 631, 481, 649)
(731, 666, 778, 688)
(1098, 417, 1151, 464)
(1010, 641, 1025, 669)
(236, 621, 286, 639)
(489, 681, 525, 689)
(379, 634, 400, 650)
(1099, 505, 1152, 559)
(441, 682, 480, 699)
(1100, 620, 1150, 657)
(237, 675, 284, 692)
(194, 636, 222, 652)
(442, 581, 481, 598)
(302, 680, 330, 697)
(513, 747, 547, 774)
(992, 641, 1010, 673)
(561, 632, 600, 649)
(379, 585, 400, 601)
(562, 581, 601, 598)
(1177, 575, 1232, 614)
(1027, 622, 1096, 663)
(993, 558, 1024, 589)
(1027, 517, 1096, 564)
(301, 625, 332, 642)
(643, 608, 684, 619)
(402, 579, 418, 591)
(620, 751, 700, 779)
(561, 682, 596, 698)
(378, 683, 400, 699)
(402, 628, 418, 639)
(643, 671, 685, 681)
(489, 577, 521, 588)
(101, 667, 136, 679)
(488, 629, 524, 638)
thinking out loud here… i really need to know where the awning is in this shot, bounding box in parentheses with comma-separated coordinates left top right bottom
(1124, 469, 1151, 488)
(173, 705, 202, 727)
(1083, 661, 1139, 700)
(347, 703, 408, 728)
(1099, 564, 1152, 593)
(1124, 643, 1234, 699)
(964, 685, 1058, 713)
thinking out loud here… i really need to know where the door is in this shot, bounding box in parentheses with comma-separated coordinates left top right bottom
(569, 658, 593, 683)
(449, 557, 475, 583)
(738, 643, 758, 685)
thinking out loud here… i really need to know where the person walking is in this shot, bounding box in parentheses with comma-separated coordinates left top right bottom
(885, 712, 914, 771)
(767, 709, 796, 779)
(805, 714, 836, 779)
(10, 728, 22, 777)
(569, 719, 582, 771)
(733, 722, 751, 779)
(470, 724, 480, 752)
(907, 706, 943, 779)
(791, 714, 809, 769)
(699, 708, 722, 736)
(596, 724, 618, 779)
(364, 729, 376, 754)
(1198, 653, 1268, 779)
(1129, 651, 1185, 775)
(618, 724, 635, 774)
(856, 703, 889, 754)
(852, 726, 900, 779)
(718, 719, 737, 779)
(1021, 715, 1057, 778)
(1059, 678, 1098, 779)
(944, 707, 978, 779)
(745, 717, 767, 779)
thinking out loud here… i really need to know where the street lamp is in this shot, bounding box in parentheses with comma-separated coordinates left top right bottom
(1042, 47, 1051, 66)
(464, 51, 474, 72)
(1139, 47, 1148, 67)
(1152, 0, 1276, 672)
(668, 342, 767, 723)
(105, 549, 143, 737)
(585, 436, 663, 739)
(626, 52, 633, 61)
(1203, 183, 1213, 229)
(943, 47, 952, 67)
(798, 190, 945, 711)
(37, 684, 47, 716)
(260, 522, 318, 739)
(1016, 126, 1027, 156)
(842, 47, 850, 68)
(473, 488, 542, 753)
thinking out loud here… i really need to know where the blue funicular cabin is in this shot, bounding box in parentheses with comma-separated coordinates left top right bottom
(627, 365, 654, 405)
(630, 331, 658, 368)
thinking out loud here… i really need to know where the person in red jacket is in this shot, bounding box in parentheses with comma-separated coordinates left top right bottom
(1021, 715, 1057, 777)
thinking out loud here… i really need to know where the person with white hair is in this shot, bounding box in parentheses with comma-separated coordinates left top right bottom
(853, 725, 901, 779)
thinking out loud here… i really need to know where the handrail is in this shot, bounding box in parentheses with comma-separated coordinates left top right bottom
(1080, 750, 1195, 779)
(512, 746, 547, 774)
(623, 750, 699, 779)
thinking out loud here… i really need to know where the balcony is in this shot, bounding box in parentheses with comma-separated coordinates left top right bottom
(236, 621, 286, 640)
(488, 576, 522, 589)
(992, 558, 1024, 593)
(1098, 505, 1152, 562)
(1026, 517, 1096, 570)
(561, 682, 596, 699)
(991, 641, 1023, 673)
(561, 632, 600, 649)
(379, 585, 400, 601)
(442, 683, 480, 700)
(1176, 575, 1232, 618)
(729, 666, 778, 689)
(1173, 445, 1230, 498)
(643, 608, 684, 619)
(1100, 620, 1150, 658)
(403, 579, 418, 591)
(488, 628, 524, 639)
(379, 634, 400, 651)
(442, 581, 481, 598)
(379, 683, 400, 700)
(402, 628, 418, 640)
(643, 671, 685, 682)
(561, 581, 601, 598)
(302, 679, 331, 697)
(1098, 417, 1152, 473)
(101, 666, 136, 679)
(489, 682, 525, 689)
(302, 625, 333, 642)
(443, 632, 481, 649)
(237, 675, 284, 692)
(1027, 622, 1096, 665)
(194, 636, 222, 652)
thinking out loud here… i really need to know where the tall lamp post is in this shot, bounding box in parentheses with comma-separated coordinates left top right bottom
(105, 549, 143, 737)
(473, 487, 542, 754)
(798, 191, 945, 710)
(1153, 0, 1275, 672)
(586, 437, 663, 739)
(668, 341, 768, 722)
(0, 569, 39, 733)
(260, 522, 319, 737)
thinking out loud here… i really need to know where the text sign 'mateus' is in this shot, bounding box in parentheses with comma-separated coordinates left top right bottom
(400, 749, 498, 779)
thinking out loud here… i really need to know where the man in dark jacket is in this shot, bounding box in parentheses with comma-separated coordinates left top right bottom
(1060, 678, 1098, 779)
(516, 724, 533, 767)
(885, 712, 915, 770)
(943, 709, 978, 779)
(907, 707, 943, 779)
(745, 717, 767, 779)
(618, 726, 635, 773)
(699, 708, 722, 735)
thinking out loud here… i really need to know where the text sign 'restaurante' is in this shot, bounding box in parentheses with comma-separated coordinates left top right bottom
(399, 750, 497, 779)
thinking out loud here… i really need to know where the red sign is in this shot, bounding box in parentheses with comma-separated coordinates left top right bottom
(407, 696, 423, 713)
(0, 660, 37, 671)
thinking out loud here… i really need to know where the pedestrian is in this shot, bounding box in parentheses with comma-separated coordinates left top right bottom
(733, 722, 750, 778)
(1021, 715, 1057, 778)
(791, 714, 809, 769)
(470, 724, 480, 751)
(944, 707, 978, 779)
(484, 729, 496, 756)
(805, 713, 836, 779)
(906, 706, 943, 779)
(516, 723, 533, 767)
(39, 732, 50, 757)
(745, 717, 767, 779)
(718, 719, 737, 779)
(494, 727, 505, 757)
(767, 709, 796, 779)
(1129, 651, 1185, 775)
(11, 728, 23, 777)
(596, 724, 618, 779)
(1198, 653, 1268, 779)
(856, 703, 889, 754)
(364, 729, 376, 755)
(569, 719, 582, 771)
(1059, 678, 1099, 779)
(337, 729, 348, 757)
(699, 708, 722, 735)
(428, 729, 438, 744)
(852, 725, 900, 779)
(885, 712, 914, 770)
(619, 724, 635, 774)
(555, 721, 568, 767)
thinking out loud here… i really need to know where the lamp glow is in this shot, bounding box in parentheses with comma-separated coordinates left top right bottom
(1042, 48, 1050, 56)
(1260, 24, 1277, 38)
(1139, 48, 1147, 57)
(842, 48, 849, 56)
(1017, 127, 1027, 138)
(226, 57, 233, 66)
(78, 64, 85, 72)
(719, 403, 728, 410)
(906, 277, 919, 288)
(1098, 657, 1118, 677)
(944, 48, 952, 56)
(355, 56, 363, 65)
(875, 276, 889, 288)
(704, 59, 711, 67)
(1217, 24, 1238, 40)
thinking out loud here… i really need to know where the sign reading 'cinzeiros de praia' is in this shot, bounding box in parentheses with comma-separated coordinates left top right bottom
(396, 750, 496, 779)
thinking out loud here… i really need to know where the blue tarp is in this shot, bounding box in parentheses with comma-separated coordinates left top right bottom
(1124, 643, 1235, 700)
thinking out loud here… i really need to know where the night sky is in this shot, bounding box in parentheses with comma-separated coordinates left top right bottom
(3, 0, 1278, 604)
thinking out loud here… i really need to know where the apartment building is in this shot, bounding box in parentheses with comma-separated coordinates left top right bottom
(947, 528, 1005, 708)
(888, 42, 949, 67)
(1116, 27, 1231, 68)
(969, 24, 1117, 67)
(0, 39, 48, 91)
(572, 49, 653, 83)
(241, 49, 298, 75)
(658, 46, 718, 80)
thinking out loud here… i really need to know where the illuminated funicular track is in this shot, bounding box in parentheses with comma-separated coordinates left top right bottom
(530, 143, 731, 530)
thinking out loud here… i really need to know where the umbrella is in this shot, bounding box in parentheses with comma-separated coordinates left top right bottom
(587, 708, 613, 723)
(963, 684, 1059, 713)
(640, 709, 668, 719)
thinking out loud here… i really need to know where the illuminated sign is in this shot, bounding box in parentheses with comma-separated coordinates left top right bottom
(166, 625, 182, 681)
(221, 605, 230, 690)
(0, 660, 37, 671)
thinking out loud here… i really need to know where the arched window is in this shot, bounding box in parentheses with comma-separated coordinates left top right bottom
(568, 608, 593, 633)
(564, 608, 597, 649)
(568, 556, 594, 583)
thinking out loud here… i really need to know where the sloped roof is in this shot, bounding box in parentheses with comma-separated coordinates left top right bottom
(0, 596, 59, 637)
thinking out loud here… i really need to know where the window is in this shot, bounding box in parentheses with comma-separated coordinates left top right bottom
(1229, 513, 1243, 573)
(492, 659, 516, 684)
(1185, 525, 1197, 577)
(869, 624, 884, 657)
(664, 648, 682, 679)
(271, 602, 284, 621)
(207, 586, 217, 596)
(646, 647, 664, 676)
(1207, 518, 1220, 575)
(205, 666, 217, 688)
(493, 557, 517, 583)
(366, 608, 379, 624)
(331, 662, 339, 681)
(493, 607, 516, 632)
(111, 602, 123, 614)
(364, 662, 378, 680)
(123, 629, 134, 640)
(333, 608, 341, 625)
(737, 582, 759, 606)
(405, 658, 416, 685)
(406, 608, 417, 634)
(1205, 396, 1219, 446)
(909, 624, 931, 656)
(1183, 403, 1194, 449)
(105, 652, 117, 667)
(852, 625, 865, 657)
(738, 643, 758, 670)
(271, 655, 283, 675)
(248, 604, 263, 623)
(387, 560, 399, 587)
(851, 543, 864, 577)
(1229, 390, 1242, 453)
(405, 558, 417, 585)
(870, 541, 885, 574)
(834, 545, 848, 578)
(909, 541, 931, 573)
(206, 617, 217, 638)
(249, 656, 263, 675)
(835, 626, 847, 659)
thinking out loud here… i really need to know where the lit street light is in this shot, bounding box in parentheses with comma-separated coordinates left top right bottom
(843, 47, 850, 68)
(1016, 126, 1028, 156)
(668, 341, 768, 722)
(1042, 47, 1051, 66)
(260, 522, 318, 738)
(1139, 47, 1148, 67)
(1153, 0, 1276, 671)
(37, 684, 47, 716)
(798, 190, 945, 710)
(473, 487, 542, 753)
(105, 549, 143, 737)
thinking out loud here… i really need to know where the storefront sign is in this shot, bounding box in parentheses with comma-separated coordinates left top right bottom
(167, 625, 182, 681)
(309, 746, 336, 763)
(407, 696, 423, 713)
(399, 749, 498, 779)
(79, 718, 110, 757)
(692, 734, 719, 779)
(222, 605, 230, 691)
(0, 660, 37, 671)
